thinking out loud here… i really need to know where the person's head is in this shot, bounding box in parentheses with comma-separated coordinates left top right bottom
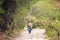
(28, 20, 31, 23)
(28, 19, 33, 23)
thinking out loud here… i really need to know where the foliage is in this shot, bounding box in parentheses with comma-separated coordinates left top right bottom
(14, 0, 60, 38)
(0, 0, 60, 40)
(27, 0, 60, 39)
(0, 0, 5, 14)
(12, 0, 40, 30)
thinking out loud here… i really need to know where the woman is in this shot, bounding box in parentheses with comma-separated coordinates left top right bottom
(27, 20, 32, 34)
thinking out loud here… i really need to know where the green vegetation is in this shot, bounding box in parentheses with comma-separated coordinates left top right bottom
(0, 0, 60, 40)
(13, 0, 40, 30)
(0, 0, 5, 13)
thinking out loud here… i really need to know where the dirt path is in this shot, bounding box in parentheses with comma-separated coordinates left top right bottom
(14, 28, 48, 40)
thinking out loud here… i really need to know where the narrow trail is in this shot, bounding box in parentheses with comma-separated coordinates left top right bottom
(14, 28, 48, 40)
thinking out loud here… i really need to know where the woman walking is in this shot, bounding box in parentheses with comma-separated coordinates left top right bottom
(27, 19, 33, 34)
